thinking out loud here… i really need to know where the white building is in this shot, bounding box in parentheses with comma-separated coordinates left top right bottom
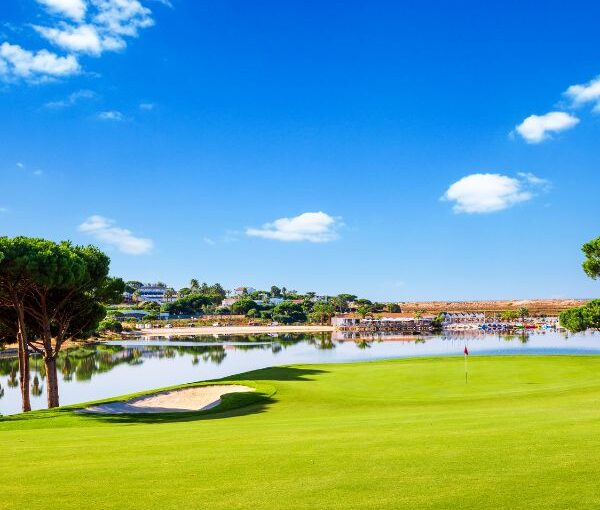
(233, 286, 256, 296)
(221, 297, 239, 308)
(136, 285, 175, 304)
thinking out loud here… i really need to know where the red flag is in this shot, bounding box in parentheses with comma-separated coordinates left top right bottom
(464, 346, 469, 355)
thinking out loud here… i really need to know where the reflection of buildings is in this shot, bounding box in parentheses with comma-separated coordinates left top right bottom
(332, 331, 424, 342)
(332, 316, 434, 334)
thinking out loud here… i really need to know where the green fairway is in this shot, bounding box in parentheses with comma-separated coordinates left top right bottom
(1, 356, 600, 509)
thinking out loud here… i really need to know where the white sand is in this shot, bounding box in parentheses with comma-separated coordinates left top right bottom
(82, 385, 255, 414)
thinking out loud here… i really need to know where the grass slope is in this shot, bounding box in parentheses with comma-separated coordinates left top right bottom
(1, 356, 600, 509)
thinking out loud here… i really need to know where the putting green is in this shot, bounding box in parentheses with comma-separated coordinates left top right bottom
(1, 356, 600, 509)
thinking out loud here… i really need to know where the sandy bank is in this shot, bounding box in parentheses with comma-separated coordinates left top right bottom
(137, 325, 334, 337)
(82, 385, 255, 414)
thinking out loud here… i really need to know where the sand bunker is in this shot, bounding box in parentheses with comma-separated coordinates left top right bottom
(82, 385, 255, 414)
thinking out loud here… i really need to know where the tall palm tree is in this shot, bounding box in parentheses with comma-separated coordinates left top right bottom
(190, 279, 200, 291)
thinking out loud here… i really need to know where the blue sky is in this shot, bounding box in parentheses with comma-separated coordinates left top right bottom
(1, 0, 599, 301)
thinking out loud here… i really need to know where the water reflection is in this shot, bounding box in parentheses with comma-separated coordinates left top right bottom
(0, 330, 598, 415)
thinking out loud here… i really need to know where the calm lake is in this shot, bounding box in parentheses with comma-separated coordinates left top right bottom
(1, 330, 598, 415)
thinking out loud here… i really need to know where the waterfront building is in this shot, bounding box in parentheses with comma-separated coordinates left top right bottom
(135, 285, 175, 304)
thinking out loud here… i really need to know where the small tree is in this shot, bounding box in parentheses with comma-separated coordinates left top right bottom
(230, 298, 257, 315)
(517, 307, 530, 322)
(310, 302, 335, 325)
(560, 300, 600, 332)
(561, 235, 600, 332)
(582, 236, 600, 279)
(273, 302, 307, 324)
(356, 305, 372, 319)
(501, 310, 518, 321)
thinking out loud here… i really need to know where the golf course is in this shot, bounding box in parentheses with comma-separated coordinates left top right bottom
(1, 355, 599, 509)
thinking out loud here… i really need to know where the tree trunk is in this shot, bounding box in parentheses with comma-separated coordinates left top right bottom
(17, 329, 31, 412)
(44, 355, 60, 408)
(15, 306, 31, 412)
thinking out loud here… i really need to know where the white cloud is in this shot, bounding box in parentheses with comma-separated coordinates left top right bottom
(0, 42, 79, 81)
(92, 0, 154, 39)
(150, 0, 173, 7)
(33, 170, 43, 176)
(78, 215, 153, 255)
(33, 1, 153, 57)
(442, 173, 549, 214)
(514, 111, 579, 143)
(565, 76, 600, 109)
(3, 0, 168, 83)
(98, 110, 124, 121)
(45, 88, 96, 108)
(517, 172, 551, 190)
(246, 212, 341, 242)
(203, 237, 216, 245)
(139, 102, 155, 110)
(16, 162, 25, 169)
(34, 24, 104, 55)
(0, 207, 8, 214)
(36, 0, 87, 21)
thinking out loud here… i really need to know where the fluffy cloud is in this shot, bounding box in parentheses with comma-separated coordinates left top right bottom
(34, 24, 104, 55)
(565, 76, 600, 109)
(98, 110, 124, 120)
(0, 42, 79, 81)
(34, 1, 153, 57)
(36, 0, 87, 21)
(78, 215, 153, 254)
(2, 0, 165, 82)
(246, 212, 341, 242)
(442, 173, 549, 214)
(92, 0, 154, 39)
(514, 111, 579, 143)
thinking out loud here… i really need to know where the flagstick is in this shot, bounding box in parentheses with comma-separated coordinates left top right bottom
(464, 352, 468, 384)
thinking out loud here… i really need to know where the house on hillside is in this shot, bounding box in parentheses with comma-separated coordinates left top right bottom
(135, 285, 176, 304)
(221, 297, 239, 308)
(233, 286, 256, 296)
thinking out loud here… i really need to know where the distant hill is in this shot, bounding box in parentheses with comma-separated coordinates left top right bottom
(397, 299, 590, 315)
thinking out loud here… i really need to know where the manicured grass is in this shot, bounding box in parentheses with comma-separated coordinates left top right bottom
(1, 356, 600, 509)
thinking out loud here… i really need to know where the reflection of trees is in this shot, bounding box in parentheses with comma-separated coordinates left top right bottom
(201, 347, 227, 365)
(62, 356, 73, 381)
(0, 333, 342, 401)
(308, 333, 336, 350)
(0, 383, 4, 399)
(31, 375, 43, 397)
(7, 369, 18, 388)
(354, 339, 372, 350)
(500, 332, 530, 344)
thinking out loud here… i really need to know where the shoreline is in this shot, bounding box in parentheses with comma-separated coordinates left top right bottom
(136, 324, 335, 337)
